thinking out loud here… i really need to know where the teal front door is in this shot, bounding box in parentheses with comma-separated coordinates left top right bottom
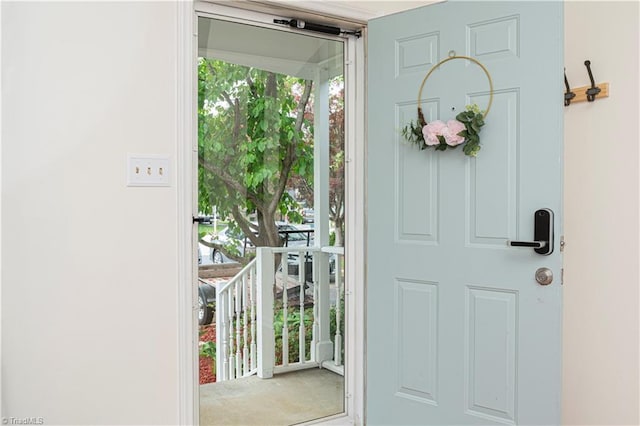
(367, 2, 563, 424)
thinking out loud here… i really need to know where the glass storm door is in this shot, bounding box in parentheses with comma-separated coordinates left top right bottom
(196, 14, 347, 426)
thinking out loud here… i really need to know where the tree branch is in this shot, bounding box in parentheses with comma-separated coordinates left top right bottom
(269, 80, 313, 213)
(294, 81, 314, 137)
(230, 204, 264, 248)
(246, 75, 255, 96)
(198, 155, 265, 211)
(220, 90, 234, 109)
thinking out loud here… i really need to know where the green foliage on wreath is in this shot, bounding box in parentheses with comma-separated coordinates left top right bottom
(401, 104, 486, 157)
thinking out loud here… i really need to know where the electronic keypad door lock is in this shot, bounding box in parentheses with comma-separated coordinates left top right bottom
(508, 208, 554, 255)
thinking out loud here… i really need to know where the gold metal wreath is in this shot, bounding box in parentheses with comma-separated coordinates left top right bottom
(403, 52, 495, 157)
(416, 53, 494, 124)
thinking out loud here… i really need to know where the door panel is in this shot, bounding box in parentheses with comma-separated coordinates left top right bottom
(367, 2, 563, 425)
(466, 287, 517, 421)
(467, 90, 518, 245)
(395, 278, 439, 404)
(397, 101, 439, 242)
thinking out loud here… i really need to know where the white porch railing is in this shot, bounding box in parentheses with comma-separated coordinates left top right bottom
(215, 258, 258, 381)
(320, 245, 345, 376)
(215, 245, 344, 382)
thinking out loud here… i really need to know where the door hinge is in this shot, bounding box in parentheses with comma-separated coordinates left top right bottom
(560, 235, 566, 252)
(561, 268, 564, 285)
(193, 216, 213, 224)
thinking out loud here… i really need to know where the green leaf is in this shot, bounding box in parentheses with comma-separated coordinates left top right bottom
(463, 142, 481, 157)
(244, 152, 256, 164)
(402, 121, 426, 146)
(252, 103, 264, 117)
(456, 112, 470, 123)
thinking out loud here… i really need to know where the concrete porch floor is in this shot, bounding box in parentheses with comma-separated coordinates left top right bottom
(199, 368, 344, 426)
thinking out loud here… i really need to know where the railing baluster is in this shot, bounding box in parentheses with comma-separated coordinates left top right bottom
(250, 264, 257, 372)
(242, 273, 249, 376)
(221, 289, 229, 381)
(227, 290, 235, 380)
(281, 252, 289, 367)
(215, 282, 223, 381)
(235, 280, 242, 378)
(334, 254, 343, 367)
(299, 252, 306, 363)
(311, 252, 319, 362)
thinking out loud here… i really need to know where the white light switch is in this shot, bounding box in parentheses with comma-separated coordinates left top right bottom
(127, 154, 170, 187)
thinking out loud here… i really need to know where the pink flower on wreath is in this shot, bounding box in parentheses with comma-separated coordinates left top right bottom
(443, 120, 466, 146)
(422, 120, 446, 146)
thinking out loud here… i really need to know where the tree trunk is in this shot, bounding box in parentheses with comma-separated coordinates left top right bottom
(334, 216, 345, 248)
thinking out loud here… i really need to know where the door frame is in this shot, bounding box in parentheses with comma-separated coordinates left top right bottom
(176, 2, 367, 424)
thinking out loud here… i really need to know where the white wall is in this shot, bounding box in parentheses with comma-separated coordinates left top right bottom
(2, 1, 639, 425)
(563, 2, 639, 425)
(1, 2, 181, 424)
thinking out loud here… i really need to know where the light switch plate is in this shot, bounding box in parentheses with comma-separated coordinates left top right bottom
(127, 154, 170, 187)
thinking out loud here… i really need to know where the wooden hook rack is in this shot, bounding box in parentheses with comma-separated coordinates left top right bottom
(564, 60, 609, 106)
(566, 82, 610, 104)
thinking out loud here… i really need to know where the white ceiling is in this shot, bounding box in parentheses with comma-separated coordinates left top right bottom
(198, 16, 344, 79)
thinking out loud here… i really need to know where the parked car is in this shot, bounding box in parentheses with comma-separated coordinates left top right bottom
(207, 222, 314, 264)
(198, 279, 216, 326)
(301, 208, 315, 224)
(205, 226, 256, 264)
(203, 222, 334, 283)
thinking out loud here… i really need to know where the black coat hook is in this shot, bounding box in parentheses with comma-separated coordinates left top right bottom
(564, 68, 575, 106)
(584, 60, 601, 102)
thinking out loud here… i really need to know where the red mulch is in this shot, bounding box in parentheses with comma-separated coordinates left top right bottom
(199, 324, 216, 385)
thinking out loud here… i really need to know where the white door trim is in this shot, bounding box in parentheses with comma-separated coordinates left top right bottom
(176, 3, 367, 425)
(176, 1, 198, 425)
